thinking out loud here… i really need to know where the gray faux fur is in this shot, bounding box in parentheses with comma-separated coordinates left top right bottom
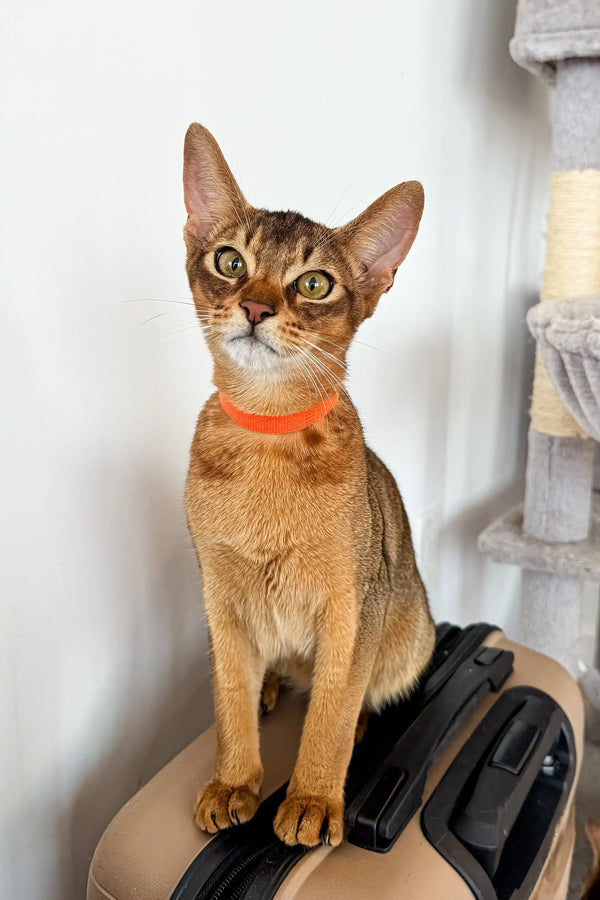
(520, 569, 583, 671)
(527, 297, 600, 441)
(523, 430, 594, 541)
(478, 496, 600, 579)
(554, 59, 600, 169)
(511, 0, 600, 83)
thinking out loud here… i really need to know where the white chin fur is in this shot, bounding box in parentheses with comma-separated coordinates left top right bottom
(224, 335, 282, 372)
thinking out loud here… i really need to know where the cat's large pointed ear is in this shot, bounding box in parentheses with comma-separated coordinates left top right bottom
(336, 181, 424, 296)
(183, 123, 249, 240)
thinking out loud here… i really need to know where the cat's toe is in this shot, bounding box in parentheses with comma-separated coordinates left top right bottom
(274, 794, 344, 847)
(228, 784, 260, 825)
(194, 780, 259, 833)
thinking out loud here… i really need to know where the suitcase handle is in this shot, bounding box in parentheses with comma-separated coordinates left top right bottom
(452, 695, 564, 878)
(422, 687, 576, 900)
(345, 644, 514, 852)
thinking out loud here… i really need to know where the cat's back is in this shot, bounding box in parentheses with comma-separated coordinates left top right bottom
(363, 445, 423, 590)
(364, 446, 407, 526)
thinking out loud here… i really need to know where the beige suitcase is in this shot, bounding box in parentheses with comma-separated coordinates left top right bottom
(88, 624, 584, 900)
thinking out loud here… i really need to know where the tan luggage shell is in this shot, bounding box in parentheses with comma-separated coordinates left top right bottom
(88, 629, 584, 900)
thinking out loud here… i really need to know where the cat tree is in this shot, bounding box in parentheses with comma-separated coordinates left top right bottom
(478, 0, 600, 686)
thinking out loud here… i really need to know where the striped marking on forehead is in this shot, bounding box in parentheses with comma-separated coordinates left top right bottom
(208, 208, 357, 283)
(249, 211, 354, 278)
(252, 210, 330, 249)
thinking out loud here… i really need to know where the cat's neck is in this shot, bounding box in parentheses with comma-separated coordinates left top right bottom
(212, 361, 340, 417)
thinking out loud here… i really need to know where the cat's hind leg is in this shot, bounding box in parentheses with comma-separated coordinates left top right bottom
(365, 597, 435, 711)
(354, 709, 370, 744)
(260, 670, 280, 716)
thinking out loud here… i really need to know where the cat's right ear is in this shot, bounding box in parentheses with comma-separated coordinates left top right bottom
(183, 124, 249, 240)
(336, 181, 424, 299)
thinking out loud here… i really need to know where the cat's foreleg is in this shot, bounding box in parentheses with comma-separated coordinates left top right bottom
(194, 577, 265, 833)
(274, 599, 377, 847)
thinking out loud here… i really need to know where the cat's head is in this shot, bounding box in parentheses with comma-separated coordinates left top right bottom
(183, 123, 423, 405)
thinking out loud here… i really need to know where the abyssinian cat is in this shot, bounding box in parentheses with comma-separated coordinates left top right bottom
(183, 123, 435, 847)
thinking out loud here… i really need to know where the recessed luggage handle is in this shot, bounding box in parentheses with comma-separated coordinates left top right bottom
(345, 644, 514, 852)
(452, 696, 564, 879)
(422, 687, 577, 900)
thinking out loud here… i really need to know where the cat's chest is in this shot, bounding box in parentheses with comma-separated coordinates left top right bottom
(186, 420, 354, 560)
(189, 451, 332, 557)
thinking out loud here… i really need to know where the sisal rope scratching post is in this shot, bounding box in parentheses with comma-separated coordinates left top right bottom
(530, 171, 600, 439)
(521, 165, 600, 672)
(478, 0, 600, 679)
(523, 168, 600, 547)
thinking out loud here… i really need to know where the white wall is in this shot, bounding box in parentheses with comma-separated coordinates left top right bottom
(0, 1, 551, 897)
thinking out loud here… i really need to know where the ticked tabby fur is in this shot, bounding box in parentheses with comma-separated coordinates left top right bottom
(183, 124, 435, 847)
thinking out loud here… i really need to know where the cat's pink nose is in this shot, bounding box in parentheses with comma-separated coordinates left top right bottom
(240, 299, 275, 325)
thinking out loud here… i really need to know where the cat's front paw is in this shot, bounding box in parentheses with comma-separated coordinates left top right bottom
(194, 779, 260, 833)
(273, 793, 344, 847)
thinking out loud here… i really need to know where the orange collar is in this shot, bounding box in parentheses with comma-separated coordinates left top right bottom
(218, 391, 339, 434)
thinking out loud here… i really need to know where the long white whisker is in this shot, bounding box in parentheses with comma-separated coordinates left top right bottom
(139, 312, 168, 327)
(295, 347, 345, 430)
(125, 298, 195, 307)
(330, 192, 371, 228)
(324, 183, 351, 228)
(301, 337, 346, 370)
(298, 346, 352, 408)
(300, 329, 347, 354)
(293, 356, 316, 408)
(294, 353, 323, 408)
(293, 338, 349, 394)
(296, 350, 332, 432)
(302, 351, 341, 395)
(302, 328, 401, 362)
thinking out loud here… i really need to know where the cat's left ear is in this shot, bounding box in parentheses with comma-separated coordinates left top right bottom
(183, 123, 250, 240)
(336, 181, 424, 297)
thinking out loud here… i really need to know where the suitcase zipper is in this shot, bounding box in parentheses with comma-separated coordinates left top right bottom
(170, 784, 291, 900)
(202, 842, 278, 900)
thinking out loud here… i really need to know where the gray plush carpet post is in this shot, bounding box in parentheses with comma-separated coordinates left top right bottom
(510, 0, 600, 84)
(520, 570, 583, 671)
(479, 5, 600, 679)
(523, 429, 594, 542)
(478, 497, 600, 580)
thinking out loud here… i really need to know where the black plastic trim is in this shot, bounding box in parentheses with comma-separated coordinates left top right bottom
(345, 641, 513, 851)
(169, 788, 288, 900)
(421, 686, 576, 900)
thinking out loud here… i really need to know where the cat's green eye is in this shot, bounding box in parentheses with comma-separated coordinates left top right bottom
(215, 247, 247, 278)
(295, 270, 333, 301)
